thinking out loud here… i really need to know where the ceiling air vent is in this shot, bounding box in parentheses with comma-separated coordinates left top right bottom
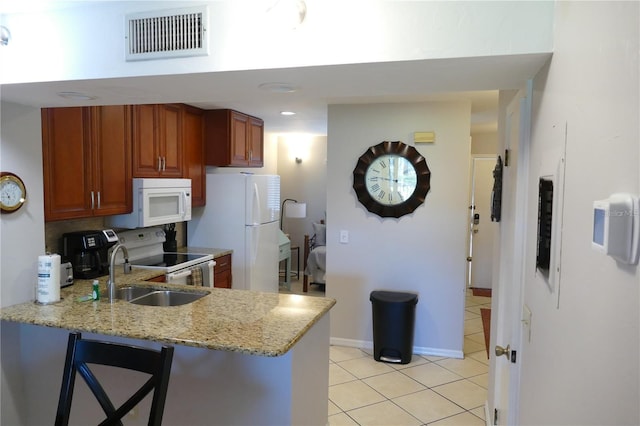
(125, 6, 208, 61)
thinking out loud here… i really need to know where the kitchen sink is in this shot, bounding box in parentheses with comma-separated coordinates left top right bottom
(117, 286, 209, 306)
(128, 290, 208, 307)
(116, 286, 155, 301)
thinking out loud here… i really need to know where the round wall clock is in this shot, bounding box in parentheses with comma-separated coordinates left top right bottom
(352, 141, 431, 218)
(0, 172, 27, 213)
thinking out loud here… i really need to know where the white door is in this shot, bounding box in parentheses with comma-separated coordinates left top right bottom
(467, 155, 498, 289)
(488, 86, 531, 426)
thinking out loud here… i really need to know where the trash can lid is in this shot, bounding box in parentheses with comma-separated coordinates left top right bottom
(370, 291, 418, 304)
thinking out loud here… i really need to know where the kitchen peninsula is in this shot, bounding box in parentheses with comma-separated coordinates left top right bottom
(1, 269, 335, 425)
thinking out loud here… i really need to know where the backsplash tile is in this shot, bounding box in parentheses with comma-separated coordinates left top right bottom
(45, 218, 186, 256)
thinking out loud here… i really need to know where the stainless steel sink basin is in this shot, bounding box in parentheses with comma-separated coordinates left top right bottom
(116, 286, 155, 301)
(128, 290, 208, 306)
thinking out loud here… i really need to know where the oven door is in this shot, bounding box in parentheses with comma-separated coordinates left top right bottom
(166, 261, 214, 287)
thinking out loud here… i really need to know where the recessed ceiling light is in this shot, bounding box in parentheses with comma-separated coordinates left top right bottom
(56, 91, 97, 101)
(258, 82, 298, 93)
(280, 111, 296, 116)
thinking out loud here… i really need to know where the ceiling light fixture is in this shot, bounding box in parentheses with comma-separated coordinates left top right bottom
(258, 82, 298, 93)
(56, 91, 98, 101)
(280, 111, 296, 116)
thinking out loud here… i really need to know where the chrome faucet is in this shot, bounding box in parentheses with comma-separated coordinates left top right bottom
(107, 243, 131, 302)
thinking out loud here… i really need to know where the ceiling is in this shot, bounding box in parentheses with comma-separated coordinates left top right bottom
(0, 53, 550, 135)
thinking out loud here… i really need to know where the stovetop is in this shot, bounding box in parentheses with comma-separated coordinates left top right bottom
(116, 228, 213, 273)
(131, 252, 211, 268)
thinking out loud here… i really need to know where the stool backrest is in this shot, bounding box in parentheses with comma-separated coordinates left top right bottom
(55, 332, 174, 426)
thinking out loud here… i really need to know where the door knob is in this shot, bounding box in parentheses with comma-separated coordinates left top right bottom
(495, 344, 510, 358)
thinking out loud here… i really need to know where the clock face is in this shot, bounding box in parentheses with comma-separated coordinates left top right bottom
(364, 154, 417, 206)
(353, 141, 430, 218)
(0, 173, 27, 213)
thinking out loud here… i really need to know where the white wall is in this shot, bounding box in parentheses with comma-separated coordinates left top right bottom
(0, 1, 554, 85)
(0, 101, 44, 425)
(519, 2, 639, 424)
(0, 102, 45, 307)
(326, 102, 471, 356)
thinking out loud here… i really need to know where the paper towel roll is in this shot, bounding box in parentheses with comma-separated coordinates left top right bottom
(37, 254, 61, 304)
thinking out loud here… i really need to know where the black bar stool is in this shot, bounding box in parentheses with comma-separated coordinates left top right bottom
(55, 332, 174, 426)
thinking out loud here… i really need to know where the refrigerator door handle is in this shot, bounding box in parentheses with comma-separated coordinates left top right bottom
(248, 225, 259, 264)
(250, 182, 261, 225)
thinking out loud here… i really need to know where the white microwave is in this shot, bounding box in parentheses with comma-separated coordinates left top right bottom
(108, 178, 192, 229)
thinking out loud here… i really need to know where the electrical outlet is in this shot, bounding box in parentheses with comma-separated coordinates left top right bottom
(339, 230, 349, 244)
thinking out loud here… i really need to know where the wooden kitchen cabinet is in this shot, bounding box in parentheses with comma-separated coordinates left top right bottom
(204, 109, 264, 167)
(132, 104, 183, 177)
(182, 105, 206, 206)
(214, 254, 232, 289)
(42, 106, 132, 221)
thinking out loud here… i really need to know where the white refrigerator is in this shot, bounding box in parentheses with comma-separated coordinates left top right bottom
(187, 173, 281, 292)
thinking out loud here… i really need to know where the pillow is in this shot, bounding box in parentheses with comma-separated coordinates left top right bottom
(312, 223, 326, 246)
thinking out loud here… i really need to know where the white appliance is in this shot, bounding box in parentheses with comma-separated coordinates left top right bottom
(116, 228, 214, 286)
(108, 178, 192, 229)
(188, 173, 280, 292)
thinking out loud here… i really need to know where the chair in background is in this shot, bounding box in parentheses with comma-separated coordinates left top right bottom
(55, 332, 174, 426)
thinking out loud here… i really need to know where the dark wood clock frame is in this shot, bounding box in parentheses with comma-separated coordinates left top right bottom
(352, 141, 431, 218)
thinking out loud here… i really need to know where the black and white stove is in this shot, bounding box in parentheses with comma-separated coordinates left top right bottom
(116, 228, 214, 286)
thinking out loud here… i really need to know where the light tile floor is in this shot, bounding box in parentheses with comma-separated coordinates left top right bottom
(327, 290, 492, 426)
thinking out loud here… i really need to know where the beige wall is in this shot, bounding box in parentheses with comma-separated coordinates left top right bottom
(277, 135, 327, 269)
(326, 101, 472, 356)
(517, 2, 639, 424)
(471, 131, 498, 155)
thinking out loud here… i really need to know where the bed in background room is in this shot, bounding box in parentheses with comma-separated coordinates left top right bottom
(303, 222, 326, 292)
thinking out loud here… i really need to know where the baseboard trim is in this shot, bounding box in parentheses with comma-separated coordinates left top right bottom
(329, 337, 464, 359)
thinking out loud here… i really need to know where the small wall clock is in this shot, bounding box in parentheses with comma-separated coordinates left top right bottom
(0, 172, 27, 213)
(352, 141, 431, 218)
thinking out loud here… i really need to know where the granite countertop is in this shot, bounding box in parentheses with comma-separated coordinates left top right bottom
(0, 267, 335, 357)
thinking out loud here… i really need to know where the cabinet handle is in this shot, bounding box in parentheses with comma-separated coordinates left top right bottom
(157, 156, 162, 172)
(162, 157, 166, 171)
(90, 191, 95, 209)
(97, 191, 101, 209)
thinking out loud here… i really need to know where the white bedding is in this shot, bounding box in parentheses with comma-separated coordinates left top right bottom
(304, 245, 326, 284)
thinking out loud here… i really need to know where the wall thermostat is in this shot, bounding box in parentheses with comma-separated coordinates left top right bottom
(592, 193, 639, 265)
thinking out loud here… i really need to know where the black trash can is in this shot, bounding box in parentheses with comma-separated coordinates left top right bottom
(370, 291, 418, 364)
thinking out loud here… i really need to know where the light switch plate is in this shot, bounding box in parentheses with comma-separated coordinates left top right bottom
(339, 230, 349, 244)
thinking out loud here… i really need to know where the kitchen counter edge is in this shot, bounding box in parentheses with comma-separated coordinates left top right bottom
(0, 267, 335, 357)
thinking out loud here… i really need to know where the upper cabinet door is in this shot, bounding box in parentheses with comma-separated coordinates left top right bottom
(157, 104, 183, 177)
(204, 109, 265, 167)
(42, 106, 133, 221)
(132, 104, 161, 177)
(132, 104, 183, 177)
(182, 105, 206, 206)
(230, 111, 249, 166)
(90, 105, 132, 215)
(248, 116, 264, 167)
(42, 107, 93, 221)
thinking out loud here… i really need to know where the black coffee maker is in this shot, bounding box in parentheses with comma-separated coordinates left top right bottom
(62, 230, 117, 279)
